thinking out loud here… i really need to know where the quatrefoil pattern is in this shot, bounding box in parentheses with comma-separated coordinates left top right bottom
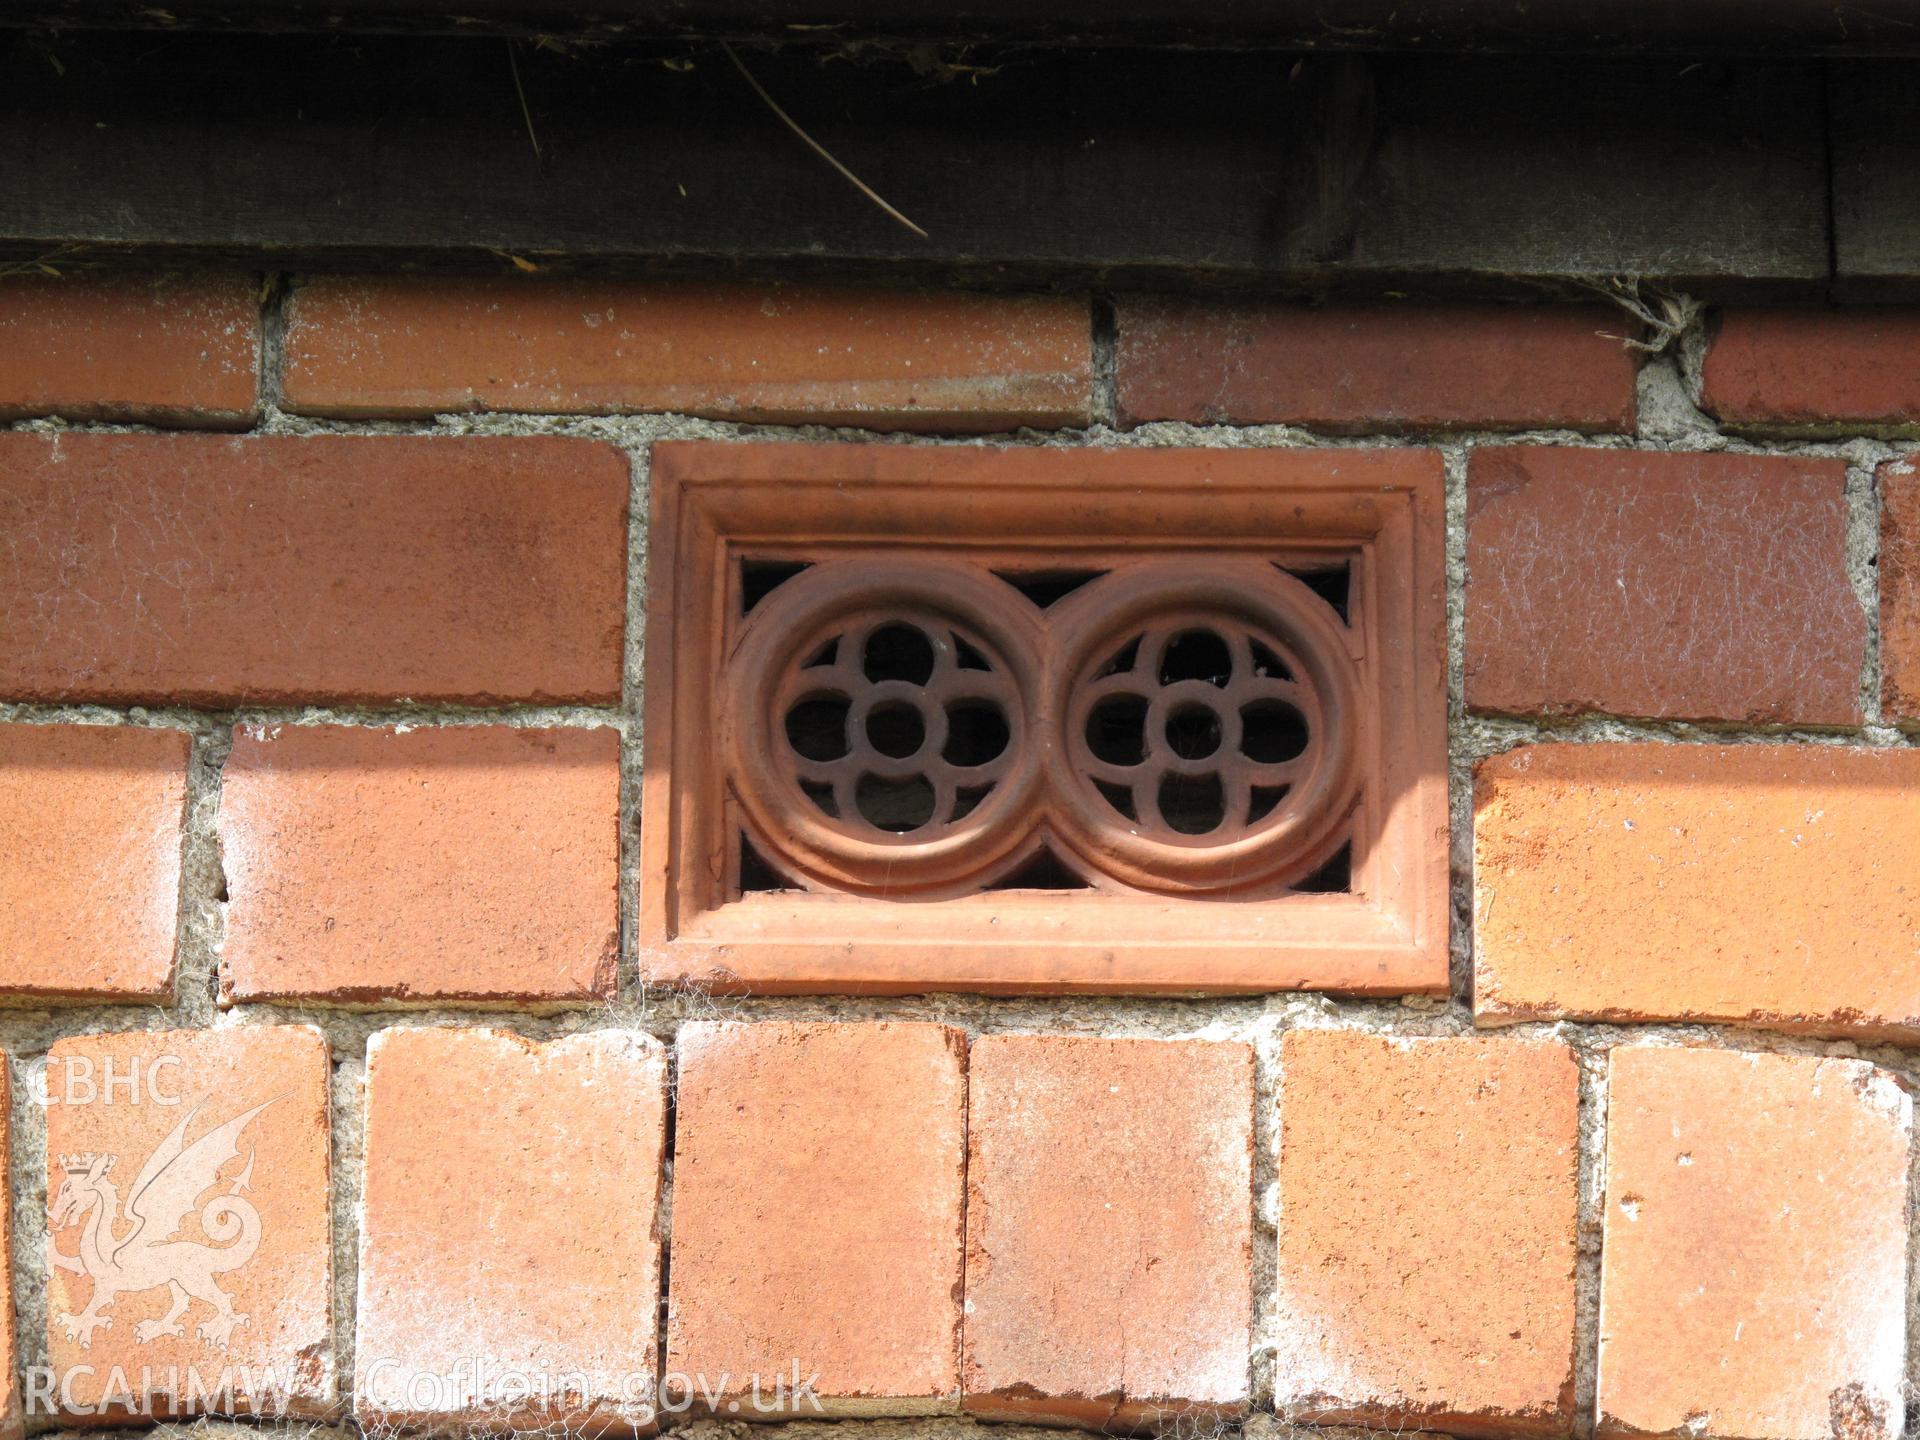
(720, 558, 1361, 898)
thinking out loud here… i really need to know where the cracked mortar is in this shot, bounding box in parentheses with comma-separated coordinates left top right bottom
(7, 295, 1920, 1440)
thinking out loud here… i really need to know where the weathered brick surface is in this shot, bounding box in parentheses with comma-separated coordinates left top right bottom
(1274, 1032, 1580, 1438)
(1475, 742, 1920, 1040)
(1598, 1047, 1911, 1440)
(1115, 300, 1635, 432)
(1466, 446, 1863, 724)
(0, 1062, 17, 1440)
(1702, 308, 1920, 431)
(18, 280, 1920, 1440)
(666, 1021, 966, 1416)
(283, 278, 1092, 430)
(962, 1035, 1253, 1428)
(0, 273, 259, 425)
(0, 723, 189, 1001)
(0, 433, 628, 706)
(220, 724, 620, 1006)
(45, 1026, 333, 1419)
(1878, 457, 1920, 722)
(356, 1027, 668, 1432)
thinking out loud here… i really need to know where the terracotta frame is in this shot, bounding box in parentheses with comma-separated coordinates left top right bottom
(640, 440, 1448, 995)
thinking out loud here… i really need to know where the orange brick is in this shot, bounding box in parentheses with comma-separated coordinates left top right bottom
(0, 273, 259, 425)
(1702, 308, 1920, 432)
(220, 724, 620, 1006)
(0, 433, 628, 706)
(283, 278, 1092, 430)
(1273, 1031, 1579, 1438)
(666, 1021, 966, 1416)
(1598, 1047, 1911, 1440)
(356, 1026, 668, 1433)
(962, 1035, 1253, 1428)
(1466, 447, 1863, 725)
(1116, 301, 1635, 433)
(45, 1026, 333, 1420)
(0, 1062, 18, 1440)
(1878, 458, 1920, 722)
(1474, 743, 1920, 1040)
(0, 723, 189, 1001)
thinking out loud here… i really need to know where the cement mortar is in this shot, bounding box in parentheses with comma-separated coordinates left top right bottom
(5, 298, 1920, 1440)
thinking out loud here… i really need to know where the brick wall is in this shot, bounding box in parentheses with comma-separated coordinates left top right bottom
(2, 273, 1918, 1440)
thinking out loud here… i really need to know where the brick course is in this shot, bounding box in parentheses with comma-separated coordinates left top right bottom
(1116, 300, 1636, 432)
(1274, 1031, 1580, 1438)
(1466, 446, 1863, 725)
(962, 1035, 1254, 1428)
(220, 724, 621, 1006)
(0, 722, 189, 1001)
(10, 281, 1920, 1440)
(1475, 742, 1920, 1040)
(0, 433, 628, 707)
(0, 273, 259, 425)
(1702, 308, 1920, 432)
(283, 277, 1092, 430)
(356, 1027, 668, 1433)
(0, 1063, 16, 1440)
(666, 1021, 967, 1416)
(1598, 1047, 1910, 1440)
(1877, 456, 1920, 722)
(45, 1026, 334, 1419)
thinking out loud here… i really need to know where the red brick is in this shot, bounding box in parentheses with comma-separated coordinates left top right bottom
(1598, 1047, 1911, 1440)
(666, 1021, 965, 1417)
(1115, 300, 1635, 433)
(1475, 742, 1920, 1040)
(0, 433, 627, 706)
(283, 277, 1092, 430)
(0, 273, 259, 425)
(1466, 446, 1863, 724)
(46, 1025, 333, 1419)
(1702, 308, 1920, 432)
(1877, 458, 1920, 722)
(962, 1035, 1253, 1428)
(220, 724, 620, 1006)
(0, 723, 189, 1001)
(1274, 1031, 1579, 1438)
(356, 1026, 668, 1433)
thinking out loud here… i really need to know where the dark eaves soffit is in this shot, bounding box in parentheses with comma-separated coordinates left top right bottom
(7, 4, 1920, 299)
(9, 0, 1920, 52)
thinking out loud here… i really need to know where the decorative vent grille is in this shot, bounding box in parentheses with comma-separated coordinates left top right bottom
(726, 558, 1359, 899)
(641, 442, 1446, 996)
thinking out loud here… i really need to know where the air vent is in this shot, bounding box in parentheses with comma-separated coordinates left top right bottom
(640, 441, 1446, 995)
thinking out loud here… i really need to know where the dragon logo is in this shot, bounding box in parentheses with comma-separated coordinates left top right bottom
(50, 1096, 277, 1351)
